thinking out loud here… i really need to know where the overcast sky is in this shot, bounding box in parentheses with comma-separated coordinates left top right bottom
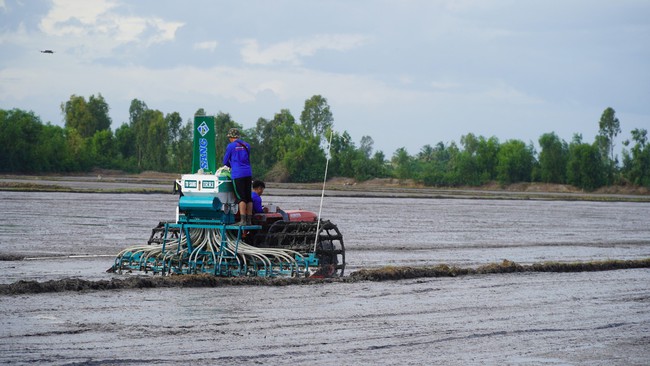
(1, 0, 648, 157)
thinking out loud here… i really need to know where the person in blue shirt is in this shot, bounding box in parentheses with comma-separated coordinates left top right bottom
(223, 128, 253, 225)
(252, 180, 267, 214)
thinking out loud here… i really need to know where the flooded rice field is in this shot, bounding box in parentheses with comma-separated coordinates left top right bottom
(0, 190, 649, 365)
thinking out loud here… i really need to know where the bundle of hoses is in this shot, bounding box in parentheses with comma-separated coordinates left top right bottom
(113, 228, 310, 277)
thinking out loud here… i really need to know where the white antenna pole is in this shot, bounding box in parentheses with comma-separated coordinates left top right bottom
(313, 130, 333, 253)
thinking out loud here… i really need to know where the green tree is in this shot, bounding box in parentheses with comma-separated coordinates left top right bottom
(496, 139, 535, 184)
(1, 108, 80, 173)
(0, 109, 44, 172)
(329, 131, 356, 178)
(127, 99, 170, 171)
(443, 142, 463, 185)
(88, 129, 116, 168)
(622, 128, 650, 187)
(142, 109, 168, 171)
(61, 94, 111, 138)
(36, 123, 69, 172)
(129, 99, 149, 169)
(167, 112, 183, 145)
(391, 147, 413, 182)
(250, 117, 272, 174)
(567, 138, 605, 191)
(65, 127, 92, 171)
(598, 107, 621, 164)
(370, 150, 390, 178)
(597, 107, 621, 184)
(347, 135, 383, 181)
(174, 119, 194, 173)
(300, 95, 333, 140)
(453, 134, 500, 185)
(166, 112, 185, 171)
(359, 135, 374, 159)
(114, 123, 136, 171)
(283, 134, 326, 182)
(476, 136, 500, 182)
(420, 142, 453, 186)
(88, 94, 112, 132)
(62, 95, 92, 137)
(417, 144, 435, 163)
(253, 109, 297, 179)
(538, 132, 568, 183)
(456, 133, 482, 185)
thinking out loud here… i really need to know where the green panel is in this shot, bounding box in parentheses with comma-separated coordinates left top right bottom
(192, 116, 216, 174)
(218, 168, 233, 192)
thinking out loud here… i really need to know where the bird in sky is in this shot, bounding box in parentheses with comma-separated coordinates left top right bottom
(40, 50, 54, 54)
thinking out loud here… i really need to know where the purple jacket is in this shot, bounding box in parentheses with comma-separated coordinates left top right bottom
(223, 139, 252, 179)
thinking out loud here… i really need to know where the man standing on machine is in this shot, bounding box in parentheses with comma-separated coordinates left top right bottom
(223, 128, 253, 225)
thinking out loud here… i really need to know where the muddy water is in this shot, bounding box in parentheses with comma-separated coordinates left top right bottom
(0, 191, 649, 365)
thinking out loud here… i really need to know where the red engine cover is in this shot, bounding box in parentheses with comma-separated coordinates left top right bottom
(252, 210, 317, 223)
(283, 210, 318, 222)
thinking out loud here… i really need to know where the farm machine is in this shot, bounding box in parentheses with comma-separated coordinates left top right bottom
(111, 116, 345, 278)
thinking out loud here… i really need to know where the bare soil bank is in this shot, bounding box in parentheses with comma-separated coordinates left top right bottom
(1, 172, 649, 201)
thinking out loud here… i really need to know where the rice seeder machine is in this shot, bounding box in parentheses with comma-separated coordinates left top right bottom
(110, 115, 345, 278)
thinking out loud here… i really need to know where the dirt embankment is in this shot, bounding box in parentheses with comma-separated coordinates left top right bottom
(339, 177, 649, 195)
(1, 172, 649, 201)
(2, 258, 648, 295)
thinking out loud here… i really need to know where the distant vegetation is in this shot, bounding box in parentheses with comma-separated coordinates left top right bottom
(1, 94, 649, 190)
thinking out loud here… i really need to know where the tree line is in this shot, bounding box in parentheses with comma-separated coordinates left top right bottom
(1, 94, 648, 190)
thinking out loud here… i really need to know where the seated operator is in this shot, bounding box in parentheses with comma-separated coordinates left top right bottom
(252, 180, 268, 213)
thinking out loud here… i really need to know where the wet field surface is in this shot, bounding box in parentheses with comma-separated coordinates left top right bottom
(0, 190, 649, 365)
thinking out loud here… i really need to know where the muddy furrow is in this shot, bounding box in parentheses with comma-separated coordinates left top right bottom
(1, 258, 648, 295)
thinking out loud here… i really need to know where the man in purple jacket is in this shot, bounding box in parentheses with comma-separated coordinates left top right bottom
(223, 128, 252, 225)
(252, 180, 266, 214)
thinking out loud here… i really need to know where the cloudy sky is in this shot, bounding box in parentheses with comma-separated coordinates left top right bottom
(1, 0, 648, 157)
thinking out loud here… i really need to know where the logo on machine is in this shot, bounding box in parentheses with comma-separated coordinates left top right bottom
(184, 180, 198, 189)
(202, 180, 215, 189)
(198, 138, 209, 170)
(197, 121, 210, 137)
